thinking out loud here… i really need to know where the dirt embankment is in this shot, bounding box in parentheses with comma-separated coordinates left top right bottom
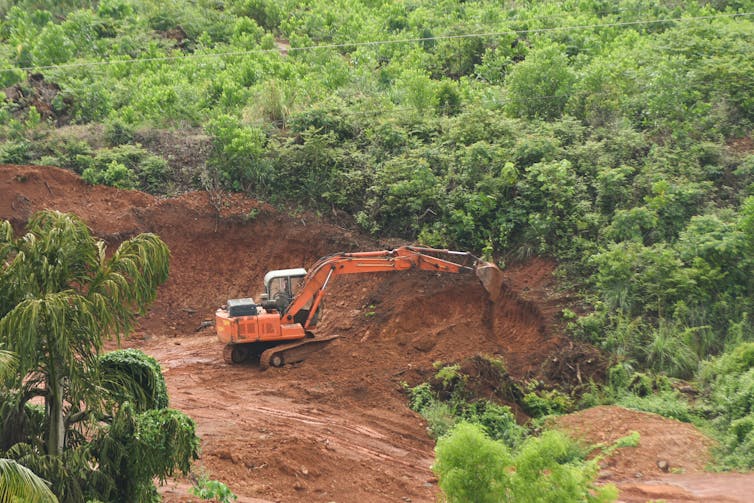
(3, 164, 751, 503)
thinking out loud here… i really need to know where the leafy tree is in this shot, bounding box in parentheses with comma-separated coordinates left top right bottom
(505, 44, 576, 120)
(0, 211, 200, 502)
(0, 210, 169, 456)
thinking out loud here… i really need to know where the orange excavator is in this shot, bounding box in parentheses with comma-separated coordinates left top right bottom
(215, 246, 503, 368)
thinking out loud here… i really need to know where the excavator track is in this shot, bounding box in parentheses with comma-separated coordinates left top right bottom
(259, 334, 340, 370)
(223, 343, 252, 364)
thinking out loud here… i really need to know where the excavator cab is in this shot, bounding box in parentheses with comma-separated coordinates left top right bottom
(261, 268, 307, 311)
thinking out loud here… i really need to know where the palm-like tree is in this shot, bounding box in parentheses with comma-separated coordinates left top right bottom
(0, 457, 58, 503)
(0, 211, 169, 456)
(0, 352, 57, 503)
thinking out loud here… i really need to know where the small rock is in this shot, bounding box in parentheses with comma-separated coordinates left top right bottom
(294, 481, 305, 491)
(657, 459, 670, 472)
(195, 320, 213, 331)
(634, 471, 644, 479)
(301, 466, 309, 476)
(402, 498, 412, 502)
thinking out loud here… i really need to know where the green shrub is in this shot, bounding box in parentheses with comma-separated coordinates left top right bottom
(433, 422, 512, 503)
(616, 390, 694, 423)
(522, 387, 575, 418)
(408, 364, 526, 445)
(422, 400, 457, 439)
(435, 363, 463, 390)
(82, 160, 136, 189)
(104, 118, 135, 147)
(461, 401, 526, 448)
(698, 344, 754, 468)
(0, 140, 34, 164)
(434, 423, 617, 503)
(505, 44, 576, 120)
(718, 415, 754, 470)
(48, 137, 93, 173)
(80, 145, 169, 193)
(407, 382, 433, 412)
(206, 114, 270, 192)
(191, 474, 237, 502)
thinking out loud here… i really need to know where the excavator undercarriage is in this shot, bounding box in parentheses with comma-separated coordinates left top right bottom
(222, 334, 340, 368)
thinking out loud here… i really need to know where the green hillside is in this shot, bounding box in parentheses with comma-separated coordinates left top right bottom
(3, 0, 754, 482)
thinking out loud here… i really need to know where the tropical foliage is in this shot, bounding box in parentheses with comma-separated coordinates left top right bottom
(0, 210, 199, 502)
(433, 422, 617, 503)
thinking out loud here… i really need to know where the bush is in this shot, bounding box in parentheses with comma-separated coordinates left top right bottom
(505, 44, 576, 120)
(433, 422, 512, 503)
(422, 400, 457, 439)
(82, 159, 136, 189)
(522, 386, 575, 418)
(461, 401, 526, 448)
(80, 145, 169, 193)
(191, 474, 237, 502)
(698, 343, 754, 468)
(104, 118, 135, 147)
(616, 390, 694, 423)
(206, 114, 270, 193)
(407, 362, 526, 445)
(0, 140, 34, 164)
(434, 423, 617, 503)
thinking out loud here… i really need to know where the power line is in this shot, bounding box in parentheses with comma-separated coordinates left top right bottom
(1, 11, 752, 74)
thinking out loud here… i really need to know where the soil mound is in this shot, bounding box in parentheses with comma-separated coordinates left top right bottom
(555, 405, 713, 481)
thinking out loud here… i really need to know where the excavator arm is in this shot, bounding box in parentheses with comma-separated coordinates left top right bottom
(282, 246, 503, 329)
(217, 245, 502, 368)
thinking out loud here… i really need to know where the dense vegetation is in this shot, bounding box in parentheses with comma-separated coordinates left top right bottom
(0, 211, 199, 502)
(2, 0, 754, 495)
(407, 357, 623, 501)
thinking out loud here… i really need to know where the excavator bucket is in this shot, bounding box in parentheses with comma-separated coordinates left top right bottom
(475, 261, 504, 301)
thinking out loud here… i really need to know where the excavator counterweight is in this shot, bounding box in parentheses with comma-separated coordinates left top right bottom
(215, 246, 503, 367)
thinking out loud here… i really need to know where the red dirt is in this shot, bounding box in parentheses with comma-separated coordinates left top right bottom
(2, 163, 753, 502)
(555, 405, 713, 478)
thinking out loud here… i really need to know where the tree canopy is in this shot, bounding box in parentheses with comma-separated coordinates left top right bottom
(0, 210, 198, 502)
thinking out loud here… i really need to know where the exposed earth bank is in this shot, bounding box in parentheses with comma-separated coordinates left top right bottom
(2, 164, 752, 502)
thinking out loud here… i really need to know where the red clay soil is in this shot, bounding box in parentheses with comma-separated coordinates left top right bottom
(555, 406, 754, 502)
(3, 163, 753, 502)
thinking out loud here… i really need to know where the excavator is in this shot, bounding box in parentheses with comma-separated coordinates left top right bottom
(215, 246, 503, 368)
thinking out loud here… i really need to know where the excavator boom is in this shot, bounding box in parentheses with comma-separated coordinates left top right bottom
(284, 246, 502, 329)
